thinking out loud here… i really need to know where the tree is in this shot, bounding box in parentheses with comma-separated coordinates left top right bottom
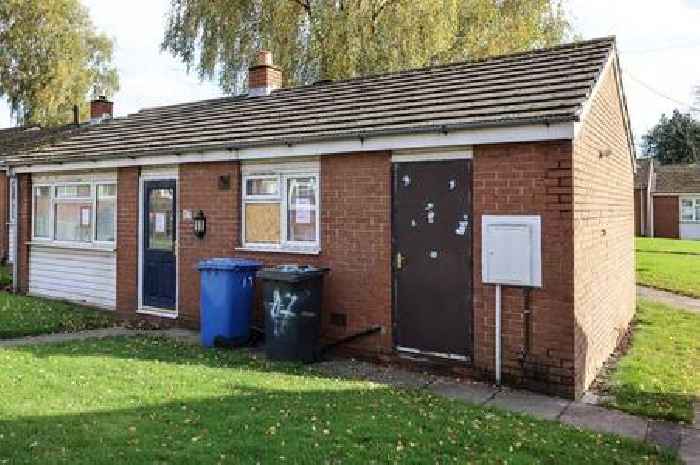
(0, 0, 119, 126)
(643, 110, 700, 164)
(162, 0, 571, 94)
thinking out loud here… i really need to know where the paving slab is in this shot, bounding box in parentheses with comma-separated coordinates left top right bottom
(646, 420, 683, 452)
(0, 327, 136, 347)
(156, 328, 200, 345)
(311, 360, 438, 388)
(427, 381, 497, 405)
(637, 286, 700, 314)
(484, 388, 571, 421)
(681, 427, 700, 465)
(560, 402, 648, 441)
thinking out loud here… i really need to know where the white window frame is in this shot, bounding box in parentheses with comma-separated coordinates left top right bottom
(241, 171, 320, 252)
(680, 197, 700, 223)
(31, 180, 117, 246)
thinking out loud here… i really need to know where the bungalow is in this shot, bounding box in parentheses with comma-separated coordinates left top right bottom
(2, 37, 635, 398)
(634, 159, 700, 239)
(0, 122, 86, 266)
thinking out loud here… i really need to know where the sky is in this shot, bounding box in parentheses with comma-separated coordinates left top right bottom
(1, 0, 699, 150)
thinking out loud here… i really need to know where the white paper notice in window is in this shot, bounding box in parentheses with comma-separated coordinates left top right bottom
(81, 207, 91, 226)
(295, 198, 311, 224)
(155, 212, 166, 233)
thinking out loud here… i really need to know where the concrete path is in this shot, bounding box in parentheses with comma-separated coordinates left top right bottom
(637, 285, 700, 314)
(314, 360, 699, 463)
(0, 327, 200, 348)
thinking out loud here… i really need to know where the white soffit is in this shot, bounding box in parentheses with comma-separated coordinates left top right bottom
(14, 122, 574, 174)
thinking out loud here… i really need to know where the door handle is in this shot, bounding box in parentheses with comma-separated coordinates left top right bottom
(395, 252, 405, 270)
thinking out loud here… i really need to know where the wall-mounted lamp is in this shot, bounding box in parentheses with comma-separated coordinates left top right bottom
(193, 210, 206, 239)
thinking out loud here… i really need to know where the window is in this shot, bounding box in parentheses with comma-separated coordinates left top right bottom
(681, 198, 700, 222)
(32, 181, 117, 244)
(34, 186, 51, 238)
(242, 171, 319, 250)
(54, 184, 92, 242)
(96, 184, 117, 242)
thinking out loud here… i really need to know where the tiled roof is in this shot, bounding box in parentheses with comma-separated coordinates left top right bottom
(6, 37, 617, 167)
(654, 163, 700, 193)
(634, 158, 652, 189)
(0, 124, 81, 161)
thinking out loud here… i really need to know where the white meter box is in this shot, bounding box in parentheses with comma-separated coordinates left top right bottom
(482, 215, 542, 287)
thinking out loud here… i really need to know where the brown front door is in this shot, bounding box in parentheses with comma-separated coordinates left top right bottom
(392, 159, 473, 359)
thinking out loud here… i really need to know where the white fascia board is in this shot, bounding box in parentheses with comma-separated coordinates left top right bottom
(13, 122, 574, 174)
(653, 192, 698, 197)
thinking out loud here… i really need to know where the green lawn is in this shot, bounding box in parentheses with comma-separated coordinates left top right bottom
(0, 264, 12, 287)
(0, 337, 677, 465)
(636, 237, 700, 297)
(636, 237, 700, 254)
(605, 299, 700, 423)
(0, 292, 117, 339)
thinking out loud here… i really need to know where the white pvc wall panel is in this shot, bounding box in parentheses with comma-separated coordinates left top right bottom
(29, 245, 116, 309)
(680, 223, 700, 240)
(7, 225, 15, 264)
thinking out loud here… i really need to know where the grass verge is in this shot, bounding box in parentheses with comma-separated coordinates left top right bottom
(0, 337, 679, 465)
(0, 292, 117, 339)
(636, 237, 700, 297)
(605, 299, 700, 423)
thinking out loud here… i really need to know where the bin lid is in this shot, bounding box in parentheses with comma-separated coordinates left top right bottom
(198, 258, 263, 271)
(257, 264, 329, 282)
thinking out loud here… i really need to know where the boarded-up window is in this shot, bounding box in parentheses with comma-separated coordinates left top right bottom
(242, 170, 319, 249)
(245, 203, 280, 243)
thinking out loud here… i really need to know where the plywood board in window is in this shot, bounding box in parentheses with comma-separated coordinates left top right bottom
(245, 203, 280, 243)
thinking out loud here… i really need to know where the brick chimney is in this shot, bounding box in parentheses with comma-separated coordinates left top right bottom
(90, 96, 113, 122)
(248, 51, 282, 97)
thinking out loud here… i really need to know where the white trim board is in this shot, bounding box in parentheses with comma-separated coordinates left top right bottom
(12, 123, 574, 174)
(391, 147, 473, 162)
(652, 192, 697, 197)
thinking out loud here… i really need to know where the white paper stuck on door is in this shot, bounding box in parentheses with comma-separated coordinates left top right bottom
(295, 198, 311, 224)
(81, 207, 91, 226)
(155, 212, 166, 233)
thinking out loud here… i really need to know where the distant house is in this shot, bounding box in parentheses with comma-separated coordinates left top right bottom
(635, 160, 700, 239)
(2, 37, 636, 399)
(0, 123, 86, 264)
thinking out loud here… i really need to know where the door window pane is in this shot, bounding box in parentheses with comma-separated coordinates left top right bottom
(96, 184, 116, 242)
(55, 202, 92, 241)
(287, 177, 317, 242)
(148, 188, 174, 250)
(34, 186, 51, 238)
(245, 203, 280, 243)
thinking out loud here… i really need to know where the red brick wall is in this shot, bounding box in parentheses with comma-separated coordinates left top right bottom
(177, 153, 393, 351)
(653, 196, 679, 239)
(573, 60, 636, 396)
(0, 173, 8, 262)
(116, 167, 139, 315)
(472, 141, 575, 397)
(16, 173, 31, 293)
(178, 162, 239, 325)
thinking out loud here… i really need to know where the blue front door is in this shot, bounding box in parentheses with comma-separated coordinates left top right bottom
(142, 180, 177, 309)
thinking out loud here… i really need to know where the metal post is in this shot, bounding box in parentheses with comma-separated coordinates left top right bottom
(495, 284, 502, 385)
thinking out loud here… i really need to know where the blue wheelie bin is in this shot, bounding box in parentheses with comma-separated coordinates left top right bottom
(197, 258, 262, 347)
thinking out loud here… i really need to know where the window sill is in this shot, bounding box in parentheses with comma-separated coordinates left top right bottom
(27, 241, 116, 252)
(235, 246, 321, 256)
